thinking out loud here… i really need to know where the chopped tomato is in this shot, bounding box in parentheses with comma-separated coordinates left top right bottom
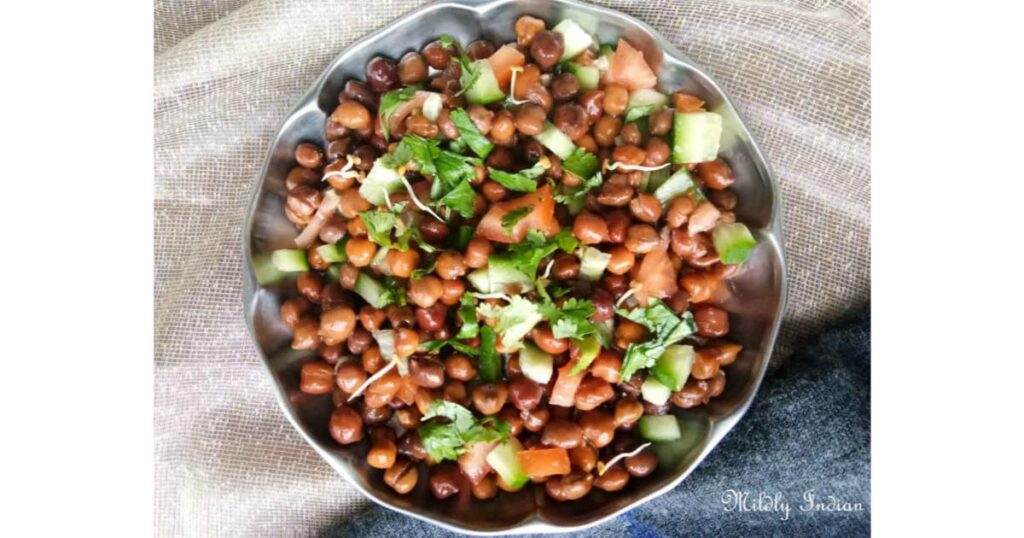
(607, 38, 658, 91)
(516, 448, 570, 479)
(633, 246, 678, 306)
(474, 184, 560, 243)
(458, 441, 497, 485)
(488, 45, 526, 92)
(548, 361, 584, 407)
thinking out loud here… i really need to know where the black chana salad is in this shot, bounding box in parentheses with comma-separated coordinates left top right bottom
(254, 15, 758, 503)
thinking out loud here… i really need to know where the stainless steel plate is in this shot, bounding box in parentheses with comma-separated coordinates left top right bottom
(242, 0, 787, 533)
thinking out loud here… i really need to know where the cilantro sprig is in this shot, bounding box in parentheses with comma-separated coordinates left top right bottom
(488, 163, 545, 193)
(449, 108, 494, 159)
(616, 300, 697, 381)
(418, 401, 510, 462)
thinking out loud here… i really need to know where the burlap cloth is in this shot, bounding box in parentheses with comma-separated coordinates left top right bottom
(154, 1, 869, 535)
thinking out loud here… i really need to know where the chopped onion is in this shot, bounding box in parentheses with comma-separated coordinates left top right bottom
(596, 442, 652, 476)
(400, 176, 444, 223)
(294, 189, 341, 247)
(421, 92, 443, 122)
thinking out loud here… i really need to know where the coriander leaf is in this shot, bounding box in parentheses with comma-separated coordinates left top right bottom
(568, 336, 601, 375)
(359, 210, 399, 247)
(478, 325, 501, 382)
(397, 134, 440, 177)
(561, 148, 599, 180)
(501, 205, 533, 236)
(378, 85, 421, 141)
(619, 340, 665, 382)
(540, 297, 597, 341)
(449, 108, 494, 159)
(423, 400, 476, 431)
(614, 300, 697, 380)
(488, 164, 544, 192)
(418, 399, 510, 462)
(418, 422, 464, 461)
(419, 338, 481, 357)
(434, 150, 479, 193)
(498, 229, 580, 280)
(456, 57, 483, 98)
(451, 225, 475, 250)
(493, 296, 543, 349)
(439, 179, 477, 218)
(552, 318, 582, 340)
(439, 34, 457, 49)
(409, 257, 436, 280)
(624, 104, 655, 123)
(554, 172, 603, 215)
(456, 292, 479, 339)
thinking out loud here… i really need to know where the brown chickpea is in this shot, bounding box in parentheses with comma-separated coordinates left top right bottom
(514, 103, 547, 136)
(604, 246, 635, 276)
(325, 118, 348, 142)
(442, 380, 468, 406)
(643, 137, 671, 166)
(472, 475, 499, 500)
(624, 224, 661, 254)
(521, 405, 550, 432)
(395, 406, 422, 429)
(590, 350, 622, 384)
(320, 306, 356, 346)
(602, 273, 631, 298)
(629, 193, 663, 224)
(572, 212, 609, 244)
(415, 302, 448, 332)
(672, 378, 709, 408)
(711, 342, 743, 366)
(362, 345, 386, 375)
(397, 51, 428, 85)
(680, 271, 719, 304)
(386, 249, 420, 279)
(299, 361, 334, 395)
(498, 405, 525, 436)
(579, 90, 605, 122)
(338, 187, 372, 219)
(408, 275, 443, 308)
(296, 272, 323, 304)
(329, 405, 363, 445)
(603, 84, 629, 117)
(418, 219, 449, 243)
(697, 159, 735, 190)
(553, 103, 589, 142)
(338, 263, 360, 290)
(575, 376, 615, 411)
(707, 370, 727, 398)
(347, 327, 373, 355)
(597, 182, 634, 207)
(579, 409, 616, 448)
(569, 445, 598, 473)
(319, 343, 343, 364)
(472, 382, 508, 415)
(285, 185, 321, 226)
(280, 297, 312, 329)
(614, 397, 644, 428)
(394, 328, 420, 358)
(594, 463, 630, 492)
(294, 143, 324, 169)
(481, 180, 508, 202)
(619, 123, 642, 146)
(625, 448, 658, 477)
(421, 39, 453, 69)
(384, 458, 419, 495)
(688, 200, 721, 235)
(429, 463, 463, 499)
(614, 319, 648, 349)
(551, 73, 580, 101)
(545, 470, 593, 501)
(691, 348, 722, 380)
(364, 368, 401, 408)
(405, 114, 439, 138)
(346, 216, 368, 239)
(336, 361, 368, 394)
(693, 305, 730, 337)
(605, 209, 631, 243)
(368, 436, 398, 469)
(359, 306, 386, 332)
(576, 133, 598, 154)
(365, 56, 399, 93)
(318, 215, 347, 245)
(464, 238, 492, 268)
(436, 107, 459, 139)
(593, 115, 621, 147)
(529, 31, 564, 70)
(649, 107, 674, 136)
(398, 430, 428, 460)
(551, 254, 580, 280)
(440, 278, 466, 306)
(445, 354, 477, 381)
(490, 110, 516, 144)
(665, 196, 695, 228)
(515, 15, 546, 47)
(532, 325, 570, 355)
(345, 238, 377, 267)
(340, 80, 377, 109)
(285, 166, 319, 191)
(613, 144, 646, 166)
(466, 39, 497, 61)
(542, 419, 584, 449)
(591, 289, 615, 322)
(508, 377, 543, 411)
(332, 100, 371, 130)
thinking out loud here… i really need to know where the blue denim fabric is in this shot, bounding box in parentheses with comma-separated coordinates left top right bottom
(332, 311, 871, 537)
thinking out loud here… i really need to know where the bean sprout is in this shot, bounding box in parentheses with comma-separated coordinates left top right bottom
(596, 442, 652, 476)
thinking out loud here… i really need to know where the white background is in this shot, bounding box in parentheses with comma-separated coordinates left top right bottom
(0, 0, 1021, 535)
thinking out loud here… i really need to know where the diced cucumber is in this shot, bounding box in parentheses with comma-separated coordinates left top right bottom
(325, 264, 341, 282)
(625, 89, 668, 122)
(271, 249, 309, 272)
(594, 319, 614, 349)
(651, 345, 695, 391)
(359, 160, 404, 206)
(370, 247, 391, 275)
(519, 342, 554, 384)
(422, 92, 443, 122)
(315, 243, 347, 264)
(672, 112, 723, 164)
(653, 168, 698, 206)
(639, 414, 682, 442)
(463, 60, 505, 106)
(578, 246, 611, 282)
(552, 19, 594, 60)
(641, 376, 672, 406)
(486, 438, 530, 490)
(644, 166, 672, 193)
(569, 336, 601, 375)
(467, 258, 535, 294)
(534, 123, 577, 160)
(565, 63, 600, 90)
(252, 253, 285, 285)
(354, 273, 388, 309)
(712, 222, 757, 265)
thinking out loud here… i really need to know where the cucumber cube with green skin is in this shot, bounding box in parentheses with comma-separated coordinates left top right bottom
(639, 415, 682, 442)
(641, 376, 672, 406)
(651, 345, 695, 391)
(359, 160, 404, 206)
(271, 249, 309, 272)
(315, 243, 347, 263)
(712, 222, 757, 265)
(463, 60, 505, 106)
(467, 258, 535, 294)
(485, 438, 530, 489)
(652, 168, 698, 206)
(565, 63, 600, 90)
(252, 253, 285, 285)
(672, 112, 723, 164)
(354, 273, 388, 309)
(519, 342, 554, 384)
(534, 123, 576, 160)
(552, 19, 594, 60)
